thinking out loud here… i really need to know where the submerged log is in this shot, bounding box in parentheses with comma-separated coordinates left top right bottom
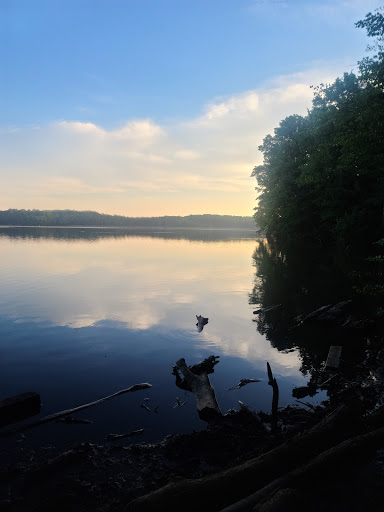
(173, 356, 221, 421)
(0, 392, 41, 427)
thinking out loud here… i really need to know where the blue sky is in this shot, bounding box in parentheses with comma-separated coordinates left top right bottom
(0, 0, 381, 216)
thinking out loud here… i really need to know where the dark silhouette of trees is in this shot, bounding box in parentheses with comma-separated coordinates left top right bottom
(0, 209, 255, 230)
(252, 8, 384, 248)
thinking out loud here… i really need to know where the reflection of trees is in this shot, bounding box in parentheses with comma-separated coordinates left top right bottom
(0, 227, 256, 244)
(249, 238, 358, 375)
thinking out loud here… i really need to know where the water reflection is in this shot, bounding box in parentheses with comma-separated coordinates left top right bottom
(0, 228, 319, 448)
(0, 229, 256, 330)
(0, 226, 257, 243)
(249, 238, 360, 376)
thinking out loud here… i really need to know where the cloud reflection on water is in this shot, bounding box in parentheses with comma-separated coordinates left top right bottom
(0, 228, 303, 376)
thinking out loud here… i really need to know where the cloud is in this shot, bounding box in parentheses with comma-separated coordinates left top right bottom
(0, 62, 349, 216)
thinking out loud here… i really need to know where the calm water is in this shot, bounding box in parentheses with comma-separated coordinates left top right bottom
(0, 227, 320, 450)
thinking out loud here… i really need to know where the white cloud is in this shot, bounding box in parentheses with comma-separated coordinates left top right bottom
(0, 62, 348, 216)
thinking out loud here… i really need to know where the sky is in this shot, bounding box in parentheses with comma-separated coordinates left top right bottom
(0, 0, 382, 217)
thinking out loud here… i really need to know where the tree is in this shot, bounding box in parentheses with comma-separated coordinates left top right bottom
(252, 9, 384, 246)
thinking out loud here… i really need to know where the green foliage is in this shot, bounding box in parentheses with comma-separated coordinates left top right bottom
(252, 9, 384, 246)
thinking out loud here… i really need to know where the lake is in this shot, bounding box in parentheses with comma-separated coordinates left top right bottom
(0, 227, 323, 451)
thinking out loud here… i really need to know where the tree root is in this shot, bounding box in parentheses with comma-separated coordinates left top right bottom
(126, 403, 362, 511)
(220, 424, 384, 511)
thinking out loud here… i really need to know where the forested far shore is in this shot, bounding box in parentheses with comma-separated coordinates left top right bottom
(0, 209, 256, 230)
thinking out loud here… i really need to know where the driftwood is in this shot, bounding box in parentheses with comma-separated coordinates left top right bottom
(126, 403, 361, 511)
(196, 314, 209, 332)
(267, 362, 279, 430)
(173, 356, 221, 421)
(227, 378, 261, 390)
(0, 383, 151, 436)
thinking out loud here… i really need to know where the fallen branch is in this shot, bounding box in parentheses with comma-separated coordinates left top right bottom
(0, 383, 152, 436)
(227, 379, 261, 390)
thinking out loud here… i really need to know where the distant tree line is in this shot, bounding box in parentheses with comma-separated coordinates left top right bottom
(252, 8, 384, 247)
(0, 209, 255, 230)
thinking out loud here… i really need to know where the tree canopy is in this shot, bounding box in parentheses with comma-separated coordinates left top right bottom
(252, 8, 384, 246)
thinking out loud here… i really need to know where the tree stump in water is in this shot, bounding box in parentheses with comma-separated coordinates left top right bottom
(173, 356, 221, 422)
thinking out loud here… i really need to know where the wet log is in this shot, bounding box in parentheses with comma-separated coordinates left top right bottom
(0, 392, 41, 427)
(0, 383, 151, 436)
(126, 403, 361, 511)
(173, 356, 221, 422)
